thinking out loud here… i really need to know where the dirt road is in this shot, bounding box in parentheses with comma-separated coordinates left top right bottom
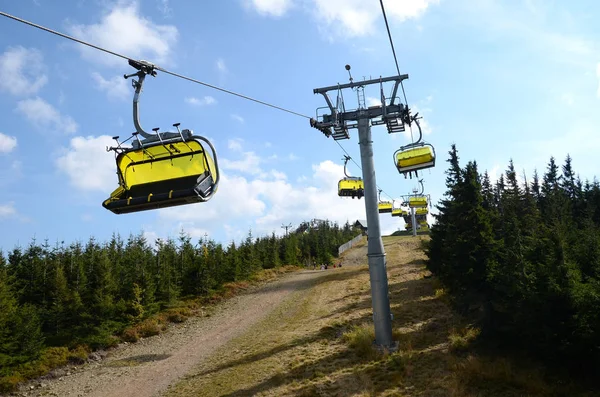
(25, 270, 327, 397)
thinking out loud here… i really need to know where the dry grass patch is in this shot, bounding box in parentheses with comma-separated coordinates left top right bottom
(450, 354, 554, 396)
(342, 324, 380, 362)
(165, 236, 593, 397)
(448, 326, 481, 353)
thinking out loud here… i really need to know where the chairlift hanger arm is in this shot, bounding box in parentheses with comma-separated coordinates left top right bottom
(320, 104, 405, 124)
(124, 60, 158, 140)
(343, 155, 351, 177)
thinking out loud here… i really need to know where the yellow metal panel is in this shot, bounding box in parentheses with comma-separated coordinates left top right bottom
(408, 196, 428, 208)
(107, 185, 126, 200)
(116, 140, 216, 190)
(416, 207, 428, 215)
(378, 201, 393, 213)
(396, 147, 434, 168)
(391, 208, 402, 216)
(338, 178, 364, 191)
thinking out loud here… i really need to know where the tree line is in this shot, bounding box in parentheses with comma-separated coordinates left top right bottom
(0, 220, 359, 382)
(426, 144, 600, 374)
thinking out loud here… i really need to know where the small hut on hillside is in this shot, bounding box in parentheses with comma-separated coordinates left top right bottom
(353, 219, 368, 235)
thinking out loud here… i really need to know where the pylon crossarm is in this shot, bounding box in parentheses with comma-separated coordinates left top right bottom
(313, 74, 408, 94)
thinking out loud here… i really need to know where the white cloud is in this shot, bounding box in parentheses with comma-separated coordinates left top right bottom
(220, 151, 262, 174)
(0, 46, 48, 96)
(288, 153, 299, 161)
(55, 135, 116, 191)
(0, 202, 17, 218)
(92, 72, 129, 100)
(16, 97, 78, 134)
(185, 96, 216, 106)
(367, 96, 381, 107)
(216, 58, 227, 73)
(0, 133, 17, 154)
(309, 0, 438, 38)
(159, 173, 268, 224)
(231, 114, 245, 123)
(65, 1, 178, 67)
(385, 0, 440, 22)
(175, 223, 209, 241)
(157, 0, 172, 17)
(143, 230, 159, 247)
(154, 159, 406, 240)
(269, 169, 287, 180)
(243, 0, 438, 36)
(488, 164, 501, 184)
(244, 0, 293, 17)
(228, 138, 244, 151)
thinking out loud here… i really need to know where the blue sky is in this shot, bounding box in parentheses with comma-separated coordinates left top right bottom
(0, 0, 599, 251)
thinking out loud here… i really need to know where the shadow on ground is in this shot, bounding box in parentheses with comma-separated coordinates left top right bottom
(182, 264, 463, 396)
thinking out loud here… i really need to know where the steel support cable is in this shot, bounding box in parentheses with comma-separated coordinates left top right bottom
(0, 9, 400, 201)
(0, 10, 310, 119)
(378, 0, 414, 143)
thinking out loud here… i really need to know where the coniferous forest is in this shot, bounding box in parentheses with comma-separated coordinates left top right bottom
(426, 144, 600, 375)
(0, 221, 358, 389)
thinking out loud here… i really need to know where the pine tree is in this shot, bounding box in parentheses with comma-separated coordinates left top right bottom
(426, 144, 462, 277)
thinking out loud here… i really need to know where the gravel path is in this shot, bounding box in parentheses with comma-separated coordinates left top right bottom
(23, 270, 325, 397)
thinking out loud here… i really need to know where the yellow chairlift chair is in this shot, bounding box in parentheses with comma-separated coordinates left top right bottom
(377, 190, 393, 213)
(408, 196, 428, 208)
(102, 60, 219, 214)
(394, 116, 436, 179)
(338, 155, 364, 199)
(405, 179, 429, 209)
(415, 207, 429, 216)
(418, 220, 430, 231)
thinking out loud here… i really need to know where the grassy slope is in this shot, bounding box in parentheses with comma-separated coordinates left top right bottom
(164, 236, 597, 397)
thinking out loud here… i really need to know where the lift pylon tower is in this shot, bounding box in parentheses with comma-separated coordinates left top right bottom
(310, 65, 411, 348)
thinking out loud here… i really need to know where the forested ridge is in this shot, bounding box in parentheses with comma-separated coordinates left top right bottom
(0, 220, 359, 391)
(426, 144, 600, 375)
